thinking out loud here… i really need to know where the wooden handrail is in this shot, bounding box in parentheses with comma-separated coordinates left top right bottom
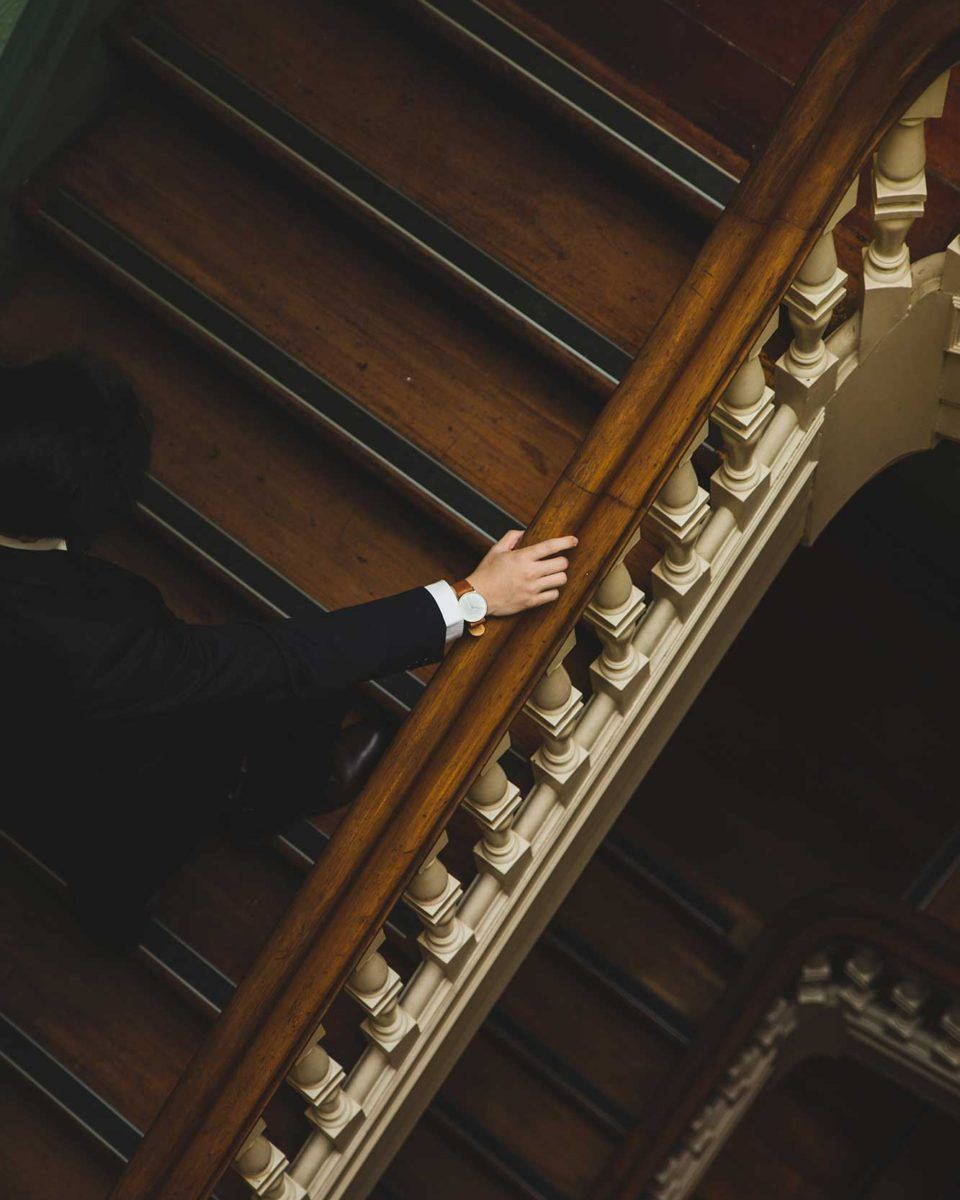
(110, 4, 960, 1197)
(589, 888, 960, 1199)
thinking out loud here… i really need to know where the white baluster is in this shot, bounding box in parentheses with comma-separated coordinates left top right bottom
(643, 422, 710, 618)
(860, 71, 950, 358)
(234, 1120, 307, 1199)
(345, 929, 418, 1066)
(886, 976, 930, 1041)
(583, 531, 649, 710)
(403, 831, 475, 978)
(463, 733, 531, 893)
(287, 1025, 364, 1150)
(711, 311, 778, 527)
(775, 176, 859, 427)
(524, 629, 590, 798)
(938, 239, 960, 441)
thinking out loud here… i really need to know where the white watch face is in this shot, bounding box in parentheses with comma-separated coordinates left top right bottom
(459, 590, 487, 622)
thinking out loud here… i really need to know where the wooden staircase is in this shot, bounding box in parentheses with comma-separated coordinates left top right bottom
(3, 2, 960, 1197)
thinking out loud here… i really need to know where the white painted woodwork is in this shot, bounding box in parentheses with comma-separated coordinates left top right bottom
(464, 733, 531, 892)
(861, 72, 950, 357)
(402, 831, 475, 977)
(775, 176, 858, 426)
(524, 629, 590, 797)
(644, 422, 711, 616)
(711, 311, 778, 528)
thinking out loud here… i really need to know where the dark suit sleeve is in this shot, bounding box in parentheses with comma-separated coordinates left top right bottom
(99, 586, 446, 718)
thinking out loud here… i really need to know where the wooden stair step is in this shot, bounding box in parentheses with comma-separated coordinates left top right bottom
(0, 1062, 122, 1200)
(18, 92, 596, 542)
(0, 855, 206, 1133)
(551, 855, 734, 1032)
(384, 1114, 529, 1200)
(490, 940, 681, 1129)
(112, 0, 707, 387)
(407, 0, 960, 265)
(433, 1028, 616, 1198)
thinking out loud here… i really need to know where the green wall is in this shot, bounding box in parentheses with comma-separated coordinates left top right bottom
(0, 0, 124, 283)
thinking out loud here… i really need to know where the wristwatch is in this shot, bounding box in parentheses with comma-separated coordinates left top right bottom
(452, 578, 488, 637)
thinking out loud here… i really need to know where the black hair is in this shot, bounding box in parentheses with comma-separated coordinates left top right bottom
(0, 351, 152, 548)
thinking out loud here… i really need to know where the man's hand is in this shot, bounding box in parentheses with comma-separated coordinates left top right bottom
(467, 530, 579, 617)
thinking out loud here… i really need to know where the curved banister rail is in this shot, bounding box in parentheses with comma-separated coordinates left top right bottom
(588, 888, 960, 1199)
(110, 3, 960, 1197)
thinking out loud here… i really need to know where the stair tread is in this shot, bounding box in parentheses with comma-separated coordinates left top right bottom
(436, 1027, 616, 1197)
(446, 0, 960, 262)
(385, 1114, 528, 1200)
(121, 0, 706, 371)
(0, 856, 207, 1132)
(491, 940, 680, 1124)
(0, 256, 474, 624)
(553, 855, 732, 1028)
(22, 91, 598, 533)
(0, 1068, 121, 1200)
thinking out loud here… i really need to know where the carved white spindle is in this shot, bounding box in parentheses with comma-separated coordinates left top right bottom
(886, 976, 931, 1041)
(524, 629, 590, 797)
(402, 830, 475, 977)
(345, 929, 418, 1065)
(463, 733, 531, 893)
(711, 311, 778, 527)
(643, 422, 710, 617)
(797, 952, 833, 1006)
(234, 1120, 307, 1200)
(861, 71, 950, 358)
(839, 946, 882, 1014)
(583, 530, 650, 710)
(932, 1005, 960, 1070)
(287, 1025, 364, 1149)
(938, 237, 960, 440)
(775, 176, 859, 427)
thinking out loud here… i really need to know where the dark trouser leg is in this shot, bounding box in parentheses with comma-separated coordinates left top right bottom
(225, 689, 353, 844)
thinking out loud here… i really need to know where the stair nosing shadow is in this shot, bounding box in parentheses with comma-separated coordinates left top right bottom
(30, 188, 521, 547)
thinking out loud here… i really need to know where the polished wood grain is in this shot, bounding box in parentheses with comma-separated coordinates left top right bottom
(450, 0, 960, 261)
(590, 890, 960, 1198)
(21, 92, 595, 532)
(113, 0, 707, 372)
(105, 7, 960, 1197)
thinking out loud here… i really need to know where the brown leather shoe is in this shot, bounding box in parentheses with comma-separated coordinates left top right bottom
(325, 718, 392, 808)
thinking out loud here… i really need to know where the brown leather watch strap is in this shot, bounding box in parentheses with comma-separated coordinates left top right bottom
(451, 578, 474, 599)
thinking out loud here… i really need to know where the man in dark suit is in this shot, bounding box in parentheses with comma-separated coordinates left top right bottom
(0, 353, 577, 947)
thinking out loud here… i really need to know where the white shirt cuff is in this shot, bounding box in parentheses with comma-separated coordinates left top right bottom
(424, 580, 464, 644)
